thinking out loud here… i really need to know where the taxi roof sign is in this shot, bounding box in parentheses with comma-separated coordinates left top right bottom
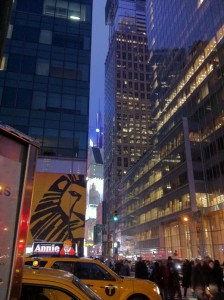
(32, 242, 63, 255)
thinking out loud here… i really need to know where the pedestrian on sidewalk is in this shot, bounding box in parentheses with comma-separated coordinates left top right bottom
(135, 256, 148, 279)
(182, 259, 192, 297)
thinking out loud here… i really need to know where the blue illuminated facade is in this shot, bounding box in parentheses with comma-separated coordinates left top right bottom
(0, 0, 92, 159)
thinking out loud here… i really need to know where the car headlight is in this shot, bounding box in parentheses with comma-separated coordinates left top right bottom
(153, 285, 160, 295)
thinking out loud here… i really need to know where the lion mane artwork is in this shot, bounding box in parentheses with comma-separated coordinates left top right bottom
(28, 173, 86, 252)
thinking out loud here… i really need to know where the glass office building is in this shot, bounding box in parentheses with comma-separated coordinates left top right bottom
(116, 0, 224, 261)
(104, 0, 152, 257)
(0, 0, 92, 253)
(0, 0, 92, 160)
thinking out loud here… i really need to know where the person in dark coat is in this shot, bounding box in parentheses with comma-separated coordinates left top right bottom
(149, 261, 164, 298)
(191, 258, 209, 300)
(135, 257, 148, 279)
(207, 259, 219, 295)
(182, 259, 192, 297)
(213, 260, 224, 292)
(167, 257, 182, 300)
(120, 259, 131, 276)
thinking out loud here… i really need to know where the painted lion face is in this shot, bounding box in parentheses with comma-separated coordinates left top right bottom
(30, 174, 86, 243)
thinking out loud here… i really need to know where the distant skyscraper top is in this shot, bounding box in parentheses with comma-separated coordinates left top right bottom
(105, 0, 146, 40)
(96, 109, 103, 149)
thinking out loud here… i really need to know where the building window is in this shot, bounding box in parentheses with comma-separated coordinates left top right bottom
(117, 157, 122, 166)
(76, 96, 88, 115)
(43, 0, 90, 22)
(0, 55, 8, 70)
(47, 93, 61, 108)
(2, 87, 17, 107)
(62, 94, 75, 110)
(6, 25, 13, 39)
(32, 92, 46, 110)
(21, 56, 36, 74)
(17, 89, 32, 109)
(39, 30, 52, 44)
(36, 59, 49, 75)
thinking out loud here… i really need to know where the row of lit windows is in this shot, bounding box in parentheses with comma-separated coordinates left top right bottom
(154, 25, 224, 131)
(14, 0, 91, 22)
(117, 113, 150, 121)
(117, 70, 146, 81)
(116, 60, 146, 71)
(43, 0, 90, 22)
(123, 190, 224, 233)
(116, 81, 149, 92)
(122, 99, 224, 201)
(123, 194, 191, 230)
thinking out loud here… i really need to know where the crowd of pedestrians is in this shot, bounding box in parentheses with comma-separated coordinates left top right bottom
(104, 255, 224, 300)
(139, 256, 224, 300)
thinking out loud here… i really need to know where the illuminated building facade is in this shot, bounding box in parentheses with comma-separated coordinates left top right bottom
(117, 0, 224, 261)
(85, 146, 104, 257)
(104, 0, 152, 256)
(0, 0, 93, 253)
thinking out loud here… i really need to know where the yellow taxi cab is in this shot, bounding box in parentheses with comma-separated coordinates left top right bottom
(25, 256, 162, 300)
(21, 265, 102, 300)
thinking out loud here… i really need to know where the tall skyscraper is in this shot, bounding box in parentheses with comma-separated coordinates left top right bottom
(103, 0, 152, 254)
(0, 0, 93, 253)
(116, 0, 224, 261)
(0, 0, 92, 160)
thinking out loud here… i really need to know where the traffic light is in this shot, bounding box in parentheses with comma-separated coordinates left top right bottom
(113, 210, 118, 221)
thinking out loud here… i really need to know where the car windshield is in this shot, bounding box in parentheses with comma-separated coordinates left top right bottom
(72, 275, 102, 300)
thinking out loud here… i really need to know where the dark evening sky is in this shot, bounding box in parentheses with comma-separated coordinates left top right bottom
(89, 0, 108, 128)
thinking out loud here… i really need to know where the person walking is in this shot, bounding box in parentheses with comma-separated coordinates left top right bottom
(167, 257, 182, 300)
(191, 258, 209, 300)
(213, 260, 224, 292)
(182, 259, 192, 297)
(135, 257, 148, 279)
(120, 259, 131, 276)
(160, 260, 169, 300)
(149, 261, 164, 298)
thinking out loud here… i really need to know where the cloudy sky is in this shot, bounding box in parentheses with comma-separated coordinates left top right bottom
(89, 0, 108, 128)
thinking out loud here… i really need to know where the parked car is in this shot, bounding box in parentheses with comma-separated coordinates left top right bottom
(21, 265, 102, 300)
(25, 256, 162, 300)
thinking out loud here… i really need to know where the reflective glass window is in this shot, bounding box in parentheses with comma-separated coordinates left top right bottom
(2, 88, 17, 107)
(62, 94, 75, 110)
(47, 93, 61, 108)
(21, 56, 36, 74)
(39, 30, 52, 44)
(59, 130, 73, 148)
(36, 59, 49, 75)
(44, 128, 59, 147)
(79, 64, 89, 81)
(7, 54, 21, 72)
(16, 89, 32, 109)
(43, 0, 89, 22)
(16, 0, 44, 13)
(32, 92, 47, 110)
(76, 96, 88, 115)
